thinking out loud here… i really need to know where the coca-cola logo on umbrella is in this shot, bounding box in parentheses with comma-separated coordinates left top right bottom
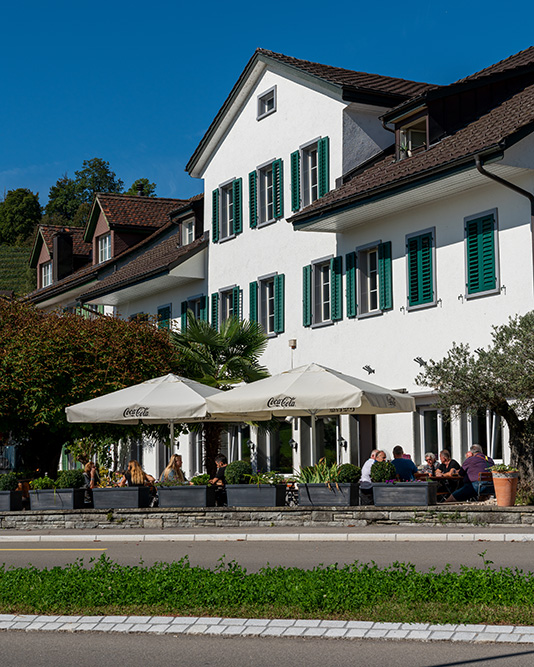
(123, 407, 150, 418)
(267, 396, 296, 408)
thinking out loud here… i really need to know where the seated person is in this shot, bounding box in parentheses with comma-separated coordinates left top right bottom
(391, 445, 418, 481)
(359, 449, 386, 505)
(435, 449, 461, 477)
(119, 459, 155, 487)
(209, 454, 228, 506)
(420, 452, 438, 475)
(160, 454, 187, 483)
(444, 445, 494, 502)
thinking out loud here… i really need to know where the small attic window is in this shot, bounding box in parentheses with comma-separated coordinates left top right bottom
(257, 86, 276, 120)
(398, 117, 427, 159)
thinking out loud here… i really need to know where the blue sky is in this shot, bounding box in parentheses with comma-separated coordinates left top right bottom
(1, 0, 533, 207)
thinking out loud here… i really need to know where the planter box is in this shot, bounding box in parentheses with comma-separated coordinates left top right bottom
(226, 484, 287, 507)
(0, 490, 23, 511)
(92, 486, 153, 509)
(298, 483, 359, 506)
(373, 482, 438, 506)
(29, 489, 86, 510)
(158, 485, 216, 508)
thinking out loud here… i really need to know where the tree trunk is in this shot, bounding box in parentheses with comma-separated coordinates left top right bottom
(202, 423, 223, 477)
(506, 420, 534, 490)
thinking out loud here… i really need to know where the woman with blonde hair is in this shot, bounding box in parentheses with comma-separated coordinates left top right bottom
(119, 460, 155, 487)
(160, 454, 187, 483)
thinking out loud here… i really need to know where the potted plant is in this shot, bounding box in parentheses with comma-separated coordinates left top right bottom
(225, 467, 288, 507)
(0, 472, 23, 511)
(297, 459, 361, 506)
(29, 470, 86, 510)
(371, 460, 438, 506)
(157, 474, 216, 508)
(92, 478, 153, 509)
(490, 464, 519, 507)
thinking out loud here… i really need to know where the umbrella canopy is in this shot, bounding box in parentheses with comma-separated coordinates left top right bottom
(206, 363, 415, 418)
(65, 374, 265, 425)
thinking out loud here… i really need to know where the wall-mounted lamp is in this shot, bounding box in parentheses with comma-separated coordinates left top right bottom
(413, 357, 427, 367)
(247, 439, 256, 452)
(337, 436, 348, 450)
(288, 338, 297, 349)
(458, 294, 464, 303)
(362, 365, 375, 375)
(289, 438, 298, 451)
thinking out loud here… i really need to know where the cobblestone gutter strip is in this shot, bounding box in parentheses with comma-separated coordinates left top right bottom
(1, 615, 534, 643)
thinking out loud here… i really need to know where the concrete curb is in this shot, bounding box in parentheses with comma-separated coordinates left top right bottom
(2, 532, 534, 542)
(1, 614, 533, 643)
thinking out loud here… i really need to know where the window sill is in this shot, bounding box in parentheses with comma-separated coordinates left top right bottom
(357, 310, 383, 320)
(311, 320, 334, 329)
(257, 108, 276, 121)
(217, 234, 236, 244)
(465, 288, 500, 300)
(257, 218, 277, 229)
(406, 301, 437, 312)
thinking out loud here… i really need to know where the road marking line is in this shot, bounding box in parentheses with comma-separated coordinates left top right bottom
(0, 548, 107, 552)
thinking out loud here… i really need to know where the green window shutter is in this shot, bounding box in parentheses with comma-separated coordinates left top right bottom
(408, 233, 433, 306)
(232, 178, 243, 234)
(330, 256, 343, 321)
(466, 215, 496, 294)
(249, 171, 257, 229)
(212, 189, 219, 243)
(303, 264, 312, 327)
(199, 295, 207, 321)
(97, 304, 104, 315)
(318, 136, 330, 198)
(211, 292, 219, 331)
(180, 301, 188, 330)
(273, 158, 284, 219)
(378, 241, 393, 311)
(232, 285, 241, 319)
(346, 251, 357, 318)
(158, 305, 171, 330)
(291, 150, 300, 211)
(274, 273, 285, 334)
(249, 281, 258, 322)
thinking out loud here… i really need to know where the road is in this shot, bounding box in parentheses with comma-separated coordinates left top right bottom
(0, 631, 533, 667)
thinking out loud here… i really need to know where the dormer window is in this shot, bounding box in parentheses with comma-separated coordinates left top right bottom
(398, 117, 427, 159)
(98, 233, 111, 263)
(181, 218, 195, 246)
(257, 86, 276, 120)
(41, 262, 52, 288)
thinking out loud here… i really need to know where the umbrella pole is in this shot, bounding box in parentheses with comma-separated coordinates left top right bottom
(310, 411, 317, 463)
(170, 421, 175, 451)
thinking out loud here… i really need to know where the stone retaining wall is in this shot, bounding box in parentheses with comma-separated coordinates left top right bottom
(1, 505, 534, 530)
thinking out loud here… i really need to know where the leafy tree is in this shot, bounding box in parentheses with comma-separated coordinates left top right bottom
(0, 188, 42, 245)
(416, 312, 534, 488)
(126, 178, 157, 197)
(75, 158, 124, 202)
(0, 300, 182, 473)
(171, 314, 269, 475)
(45, 175, 80, 223)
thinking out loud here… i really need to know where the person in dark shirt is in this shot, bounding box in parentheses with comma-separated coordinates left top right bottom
(391, 445, 418, 481)
(435, 450, 461, 476)
(209, 454, 228, 506)
(444, 445, 494, 502)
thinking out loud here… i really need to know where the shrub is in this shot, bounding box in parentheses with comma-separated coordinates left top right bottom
(370, 460, 397, 483)
(55, 469, 85, 489)
(0, 473, 18, 492)
(337, 464, 361, 484)
(296, 458, 339, 484)
(191, 474, 210, 486)
(225, 460, 252, 485)
(30, 476, 55, 490)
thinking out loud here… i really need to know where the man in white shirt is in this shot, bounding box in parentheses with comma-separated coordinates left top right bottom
(359, 449, 386, 505)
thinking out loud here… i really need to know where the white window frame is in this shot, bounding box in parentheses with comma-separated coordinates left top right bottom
(258, 160, 275, 226)
(219, 285, 237, 323)
(257, 86, 277, 120)
(98, 233, 111, 263)
(181, 218, 195, 246)
(312, 256, 332, 327)
(398, 117, 427, 158)
(356, 242, 381, 317)
(301, 139, 319, 207)
(258, 273, 277, 336)
(41, 261, 52, 288)
(220, 181, 235, 241)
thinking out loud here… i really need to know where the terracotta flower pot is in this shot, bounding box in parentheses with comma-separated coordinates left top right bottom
(492, 472, 519, 507)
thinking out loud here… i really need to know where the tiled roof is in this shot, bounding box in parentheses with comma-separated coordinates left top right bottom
(291, 82, 534, 222)
(458, 46, 534, 83)
(97, 194, 189, 229)
(80, 228, 208, 300)
(39, 225, 91, 256)
(258, 49, 433, 98)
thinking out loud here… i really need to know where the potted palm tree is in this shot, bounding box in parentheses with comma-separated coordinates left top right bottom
(490, 464, 519, 506)
(297, 459, 361, 506)
(0, 472, 23, 511)
(225, 461, 287, 507)
(29, 470, 86, 510)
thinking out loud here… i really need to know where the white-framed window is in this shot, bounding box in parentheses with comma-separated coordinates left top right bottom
(41, 261, 52, 288)
(181, 218, 195, 246)
(220, 183, 234, 240)
(398, 117, 427, 159)
(313, 259, 331, 325)
(259, 276, 276, 335)
(258, 163, 274, 224)
(358, 247, 379, 315)
(302, 143, 319, 207)
(220, 286, 239, 322)
(98, 233, 111, 263)
(257, 86, 276, 120)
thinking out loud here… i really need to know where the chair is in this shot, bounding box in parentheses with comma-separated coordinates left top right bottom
(477, 471, 494, 501)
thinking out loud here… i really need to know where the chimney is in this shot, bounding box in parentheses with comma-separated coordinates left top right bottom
(137, 182, 144, 196)
(52, 231, 73, 282)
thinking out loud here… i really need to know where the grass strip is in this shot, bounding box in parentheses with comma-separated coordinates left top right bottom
(1, 555, 534, 625)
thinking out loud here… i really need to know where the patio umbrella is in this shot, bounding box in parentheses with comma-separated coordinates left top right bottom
(205, 363, 415, 459)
